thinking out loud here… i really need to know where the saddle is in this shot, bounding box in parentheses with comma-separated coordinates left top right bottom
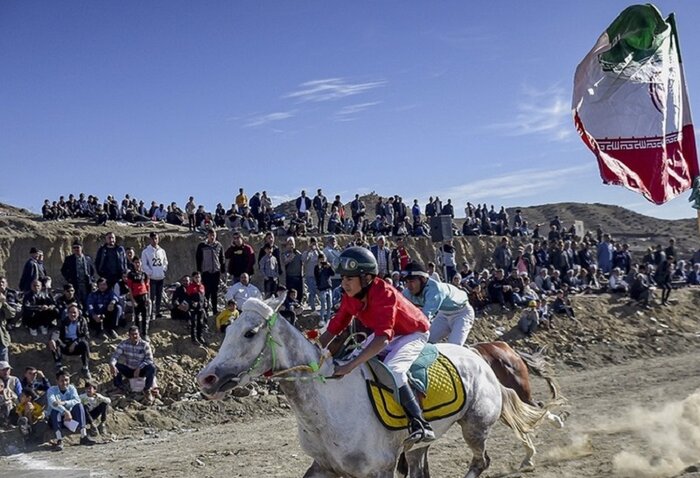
(361, 345, 467, 431)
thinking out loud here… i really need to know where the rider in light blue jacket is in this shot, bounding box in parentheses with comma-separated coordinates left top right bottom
(402, 262, 476, 346)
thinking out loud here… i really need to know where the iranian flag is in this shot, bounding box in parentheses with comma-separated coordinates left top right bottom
(573, 4, 699, 205)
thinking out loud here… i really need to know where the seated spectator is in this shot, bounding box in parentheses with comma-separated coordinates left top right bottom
(16, 388, 45, 439)
(551, 290, 575, 318)
(533, 268, 555, 295)
(49, 304, 92, 379)
(327, 206, 342, 234)
(630, 272, 653, 308)
(20, 366, 50, 406)
(0, 376, 18, 427)
(506, 269, 528, 307)
(215, 300, 239, 334)
(688, 263, 700, 285)
(86, 278, 121, 340)
(390, 271, 405, 292)
(487, 268, 511, 311)
(608, 267, 629, 293)
(46, 368, 94, 450)
(517, 301, 540, 336)
(279, 289, 302, 326)
(80, 382, 111, 436)
(673, 260, 688, 283)
(109, 326, 157, 404)
(23, 279, 59, 337)
(55, 284, 80, 321)
(170, 276, 192, 321)
(224, 273, 262, 309)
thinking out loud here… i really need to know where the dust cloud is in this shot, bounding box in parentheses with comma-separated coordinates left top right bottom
(608, 389, 700, 477)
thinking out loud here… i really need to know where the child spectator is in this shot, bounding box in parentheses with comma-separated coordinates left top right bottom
(260, 244, 279, 298)
(20, 366, 50, 406)
(187, 272, 207, 345)
(279, 289, 302, 326)
(170, 276, 192, 321)
(80, 382, 111, 435)
(551, 290, 575, 318)
(215, 299, 239, 334)
(517, 300, 540, 336)
(125, 257, 151, 340)
(16, 388, 45, 439)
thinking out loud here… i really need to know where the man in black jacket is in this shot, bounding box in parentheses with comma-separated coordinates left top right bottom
(19, 247, 47, 293)
(95, 233, 127, 290)
(313, 189, 328, 234)
(295, 190, 312, 222)
(60, 241, 96, 308)
(48, 304, 91, 378)
(195, 230, 225, 315)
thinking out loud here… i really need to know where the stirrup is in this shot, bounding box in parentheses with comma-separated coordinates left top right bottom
(404, 421, 436, 445)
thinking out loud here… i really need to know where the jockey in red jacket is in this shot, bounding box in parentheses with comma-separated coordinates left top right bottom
(320, 246, 435, 445)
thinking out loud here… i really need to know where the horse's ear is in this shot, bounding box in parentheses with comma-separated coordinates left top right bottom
(266, 291, 287, 313)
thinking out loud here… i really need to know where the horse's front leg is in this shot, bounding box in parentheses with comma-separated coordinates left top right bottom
(303, 461, 340, 478)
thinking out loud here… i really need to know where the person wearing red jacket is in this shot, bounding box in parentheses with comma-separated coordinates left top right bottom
(186, 272, 207, 345)
(319, 247, 435, 445)
(124, 258, 151, 340)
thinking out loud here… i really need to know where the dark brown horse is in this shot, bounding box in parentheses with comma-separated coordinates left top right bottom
(473, 341, 565, 427)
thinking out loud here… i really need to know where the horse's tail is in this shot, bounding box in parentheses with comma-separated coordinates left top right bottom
(516, 346, 561, 401)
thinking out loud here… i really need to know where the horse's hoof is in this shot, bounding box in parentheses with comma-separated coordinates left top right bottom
(519, 459, 535, 472)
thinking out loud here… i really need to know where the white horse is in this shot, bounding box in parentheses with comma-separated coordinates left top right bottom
(197, 296, 550, 478)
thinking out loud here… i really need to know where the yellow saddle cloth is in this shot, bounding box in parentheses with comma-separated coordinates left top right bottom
(365, 353, 466, 430)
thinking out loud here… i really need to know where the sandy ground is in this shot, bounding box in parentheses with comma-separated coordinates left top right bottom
(3, 352, 700, 478)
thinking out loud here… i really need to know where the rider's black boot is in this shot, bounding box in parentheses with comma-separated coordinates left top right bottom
(398, 385, 436, 445)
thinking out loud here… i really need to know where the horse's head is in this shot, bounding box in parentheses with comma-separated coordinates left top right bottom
(197, 293, 286, 399)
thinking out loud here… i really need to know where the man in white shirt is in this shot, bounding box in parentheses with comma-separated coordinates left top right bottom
(224, 273, 262, 309)
(141, 232, 168, 319)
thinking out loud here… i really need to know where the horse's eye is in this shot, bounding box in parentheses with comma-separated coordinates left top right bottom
(244, 330, 257, 339)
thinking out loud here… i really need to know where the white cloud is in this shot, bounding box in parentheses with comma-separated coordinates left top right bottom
(488, 84, 572, 141)
(285, 78, 387, 103)
(430, 164, 594, 204)
(244, 111, 295, 128)
(334, 101, 381, 121)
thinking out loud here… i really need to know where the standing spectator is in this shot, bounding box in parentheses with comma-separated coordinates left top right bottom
(391, 237, 411, 272)
(323, 235, 342, 289)
(109, 326, 157, 403)
(87, 278, 122, 338)
(350, 194, 366, 233)
(655, 255, 674, 305)
(19, 247, 47, 293)
(313, 189, 328, 234)
(439, 240, 457, 283)
(295, 190, 312, 222)
(95, 232, 128, 291)
(186, 272, 207, 345)
(225, 231, 255, 283)
(441, 199, 454, 218)
(0, 291, 16, 363)
(424, 196, 436, 218)
(492, 237, 513, 273)
(141, 232, 168, 320)
(195, 229, 225, 316)
(412, 200, 421, 221)
(664, 238, 677, 262)
(302, 238, 322, 312)
(370, 236, 392, 278)
(60, 241, 96, 309)
(282, 238, 304, 301)
(314, 254, 335, 325)
(260, 244, 280, 298)
(49, 304, 92, 378)
(46, 369, 95, 450)
(597, 234, 614, 274)
(185, 196, 197, 231)
(124, 258, 151, 340)
(224, 273, 262, 309)
(23, 280, 58, 336)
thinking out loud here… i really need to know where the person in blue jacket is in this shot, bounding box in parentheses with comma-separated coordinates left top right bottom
(46, 368, 94, 450)
(402, 261, 476, 346)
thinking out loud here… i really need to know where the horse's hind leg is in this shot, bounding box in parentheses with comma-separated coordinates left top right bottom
(405, 446, 430, 478)
(458, 420, 491, 478)
(303, 461, 340, 478)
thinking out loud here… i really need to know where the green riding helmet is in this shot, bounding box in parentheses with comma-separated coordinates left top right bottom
(336, 246, 378, 276)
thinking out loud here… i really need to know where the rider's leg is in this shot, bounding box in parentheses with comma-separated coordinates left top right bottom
(398, 384, 435, 444)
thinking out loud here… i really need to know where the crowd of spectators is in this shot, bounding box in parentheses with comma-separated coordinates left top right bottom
(2, 190, 697, 449)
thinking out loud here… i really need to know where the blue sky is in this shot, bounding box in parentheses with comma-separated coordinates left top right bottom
(1, 1, 699, 220)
